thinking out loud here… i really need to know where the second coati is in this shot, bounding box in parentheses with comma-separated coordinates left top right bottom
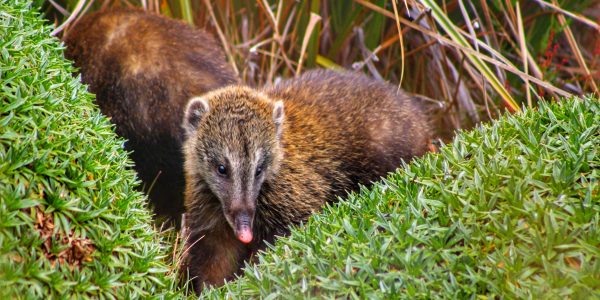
(182, 69, 432, 290)
(63, 8, 238, 222)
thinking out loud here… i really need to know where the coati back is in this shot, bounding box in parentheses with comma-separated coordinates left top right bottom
(182, 69, 432, 290)
(63, 9, 238, 221)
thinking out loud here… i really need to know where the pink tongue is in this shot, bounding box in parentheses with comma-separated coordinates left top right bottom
(237, 227, 253, 244)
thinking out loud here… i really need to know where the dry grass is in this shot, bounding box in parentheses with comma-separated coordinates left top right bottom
(45, 0, 600, 139)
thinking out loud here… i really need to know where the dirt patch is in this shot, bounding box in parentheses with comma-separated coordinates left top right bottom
(34, 207, 95, 269)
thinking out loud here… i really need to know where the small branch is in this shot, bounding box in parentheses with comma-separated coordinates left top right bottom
(51, 0, 86, 36)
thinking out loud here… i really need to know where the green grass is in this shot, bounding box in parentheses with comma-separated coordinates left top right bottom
(204, 96, 599, 298)
(0, 0, 183, 298)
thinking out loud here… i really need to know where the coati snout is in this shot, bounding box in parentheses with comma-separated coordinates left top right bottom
(183, 89, 285, 244)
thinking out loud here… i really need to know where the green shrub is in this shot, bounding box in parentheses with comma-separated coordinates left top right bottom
(205, 96, 599, 299)
(0, 0, 182, 298)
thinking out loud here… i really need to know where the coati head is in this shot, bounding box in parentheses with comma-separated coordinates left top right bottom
(183, 86, 285, 244)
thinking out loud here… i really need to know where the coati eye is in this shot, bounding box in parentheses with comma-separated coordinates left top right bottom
(255, 165, 263, 177)
(217, 165, 227, 176)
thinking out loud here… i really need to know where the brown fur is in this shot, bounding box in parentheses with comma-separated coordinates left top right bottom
(182, 69, 432, 291)
(63, 8, 238, 221)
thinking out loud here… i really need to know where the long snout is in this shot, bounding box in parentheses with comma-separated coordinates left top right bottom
(233, 211, 253, 244)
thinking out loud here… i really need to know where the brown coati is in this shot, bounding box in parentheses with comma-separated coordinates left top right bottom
(182, 69, 432, 290)
(62, 8, 238, 222)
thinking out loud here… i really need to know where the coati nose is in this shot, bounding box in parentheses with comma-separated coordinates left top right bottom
(234, 212, 253, 244)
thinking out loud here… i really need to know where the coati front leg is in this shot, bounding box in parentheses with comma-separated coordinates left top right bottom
(186, 222, 249, 291)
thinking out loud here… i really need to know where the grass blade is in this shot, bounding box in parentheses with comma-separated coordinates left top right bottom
(296, 12, 322, 75)
(516, 2, 532, 107)
(549, 0, 599, 94)
(179, 0, 193, 25)
(419, 0, 520, 112)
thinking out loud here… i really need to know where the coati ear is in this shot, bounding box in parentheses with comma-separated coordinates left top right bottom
(272, 100, 285, 138)
(183, 97, 210, 136)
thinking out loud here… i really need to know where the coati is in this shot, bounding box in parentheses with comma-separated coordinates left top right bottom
(63, 8, 238, 222)
(182, 69, 432, 290)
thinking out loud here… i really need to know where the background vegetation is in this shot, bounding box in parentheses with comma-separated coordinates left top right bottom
(44, 0, 600, 138)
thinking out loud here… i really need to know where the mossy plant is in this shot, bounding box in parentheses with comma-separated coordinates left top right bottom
(0, 0, 182, 298)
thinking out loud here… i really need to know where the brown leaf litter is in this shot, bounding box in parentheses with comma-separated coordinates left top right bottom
(33, 207, 95, 269)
